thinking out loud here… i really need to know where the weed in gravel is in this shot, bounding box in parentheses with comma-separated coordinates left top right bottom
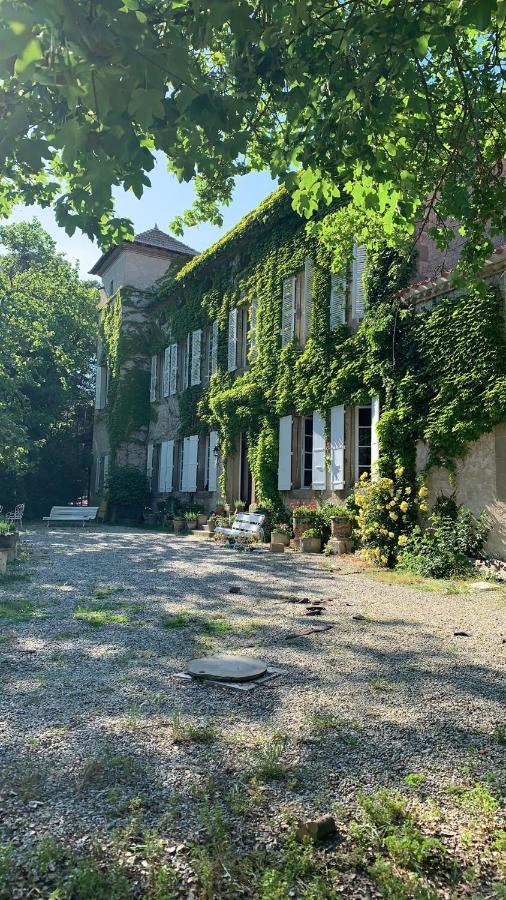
(493, 724, 506, 745)
(0, 844, 14, 895)
(171, 708, 217, 745)
(201, 617, 233, 635)
(54, 630, 76, 640)
(457, 782, 500, 819)
(0, 597, 38, 622)
(74, 606, 129, 626)
(66, 856, 131, 899)
(309, 712, 359, 747)
(253, 733, 290, 780)
(369, 678, 399, 692)
(6, 760, 46, 801)
(404, 773, 426, 791)
(160, 610, 196, 629)
(79, 751, 139, 790)
(92, 586, 125, 600)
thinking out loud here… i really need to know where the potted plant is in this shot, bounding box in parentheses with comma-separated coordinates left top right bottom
(173, 514, 186, 534)
(292, 504, 318, 539)
(329, 509, 353, 540)
(0, 520, 17, 556)
(207, 514, 217, 534)
(214, 502, 226, 516)
(185, 511, 199, 531)
(300, 528, 322, 554)
(234, 499, 245, 512)
(271, 523, 291, 546)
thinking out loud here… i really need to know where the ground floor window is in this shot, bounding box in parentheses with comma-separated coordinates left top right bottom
(356, 406, 372, 479)
(301, 415, 313, 488)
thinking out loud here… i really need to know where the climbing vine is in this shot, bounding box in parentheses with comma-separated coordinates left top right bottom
(101, 189, 506, 561)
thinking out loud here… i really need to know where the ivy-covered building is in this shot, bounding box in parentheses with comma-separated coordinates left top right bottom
(91, 191, 506, 558)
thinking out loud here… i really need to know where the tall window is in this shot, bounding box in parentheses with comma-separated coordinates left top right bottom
(356, 406, 372, 478)
(301, 415, 313, 488)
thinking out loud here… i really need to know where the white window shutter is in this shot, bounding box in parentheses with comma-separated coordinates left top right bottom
(208, 431, 218, 491)
(228, 308, 238, 372)
(302, 257, 314, 341)
(169, 343, 178, 395)
(162, 347, 171, 397)
(330, 271, 347, 329)
(191, 329, 202, 386)
(250, 297, 258, 361)
(159, 440, 174, 492)
(181, 437, 190, 491)
(371, 396, 380, 477)
(312, 411, 326, 490)
(184, 334, 190, 388)
(146, 442, 154, 490)
(330, 405, 345, 490)
(281, 277, 296, 347)
(278, 415, 292, 490)
(352, 243, 367, 320)
(95, 365, 103, 410)
(150, 355, 157, 402)
(211, 320, 219, 375)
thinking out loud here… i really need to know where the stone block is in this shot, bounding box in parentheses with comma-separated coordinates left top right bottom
(327, 538, 352, 555)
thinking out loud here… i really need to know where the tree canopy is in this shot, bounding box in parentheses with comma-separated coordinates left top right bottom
(0, 220, 98, 513)
(0, 1, 504, 265)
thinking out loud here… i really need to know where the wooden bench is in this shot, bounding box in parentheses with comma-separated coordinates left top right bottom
(215, 512, 266, 542)
(43, 507, 99, 528)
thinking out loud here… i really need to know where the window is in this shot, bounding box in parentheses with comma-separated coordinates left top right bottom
(207, 321, 218, 379)
(237, 306, 249, 369)
(356, 406, 372, 478)
(301, 415, 313, 488)
(95, 455, 108, 493)
(95, 365, 108, 410)
(281, 260, 313, 348)
(294, 270, 305, 342)
(109, 279, 114, 295)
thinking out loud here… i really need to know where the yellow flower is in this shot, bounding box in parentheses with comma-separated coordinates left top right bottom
(418, 485, 429, 498)
(419, 502, 428, 513)
(360, 471, 370, 482)
(389, 500, 396, 508)
(394, 466, 405, 477)
(380, 555, 388, 565)
(400, 501, 409, 512)
(388, 531, 395, 539)
(389, 512, 398, 521)
(398, 534, 408, 546)
(405, 487, 412, 495)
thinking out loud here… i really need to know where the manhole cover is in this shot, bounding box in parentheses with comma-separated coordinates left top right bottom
(186, 654, 268, 682)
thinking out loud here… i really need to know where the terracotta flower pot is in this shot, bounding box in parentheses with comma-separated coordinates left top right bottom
(271, 532, 290, 546)
(173, 517, 185, 534)
(300, 536, 322, 554)
(292, 516, 312, 539)
(186, 519, 198, 531)
(330, 516, 352, 540)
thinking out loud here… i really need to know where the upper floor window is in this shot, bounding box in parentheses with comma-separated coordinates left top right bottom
(281, 257, 313, 348)
(95, 365, 108, 410)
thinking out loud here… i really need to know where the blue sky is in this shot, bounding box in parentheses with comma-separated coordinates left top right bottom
(7, 153, 277, 280)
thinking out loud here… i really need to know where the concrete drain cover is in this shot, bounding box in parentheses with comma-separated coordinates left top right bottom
(186, 654, 268, 682)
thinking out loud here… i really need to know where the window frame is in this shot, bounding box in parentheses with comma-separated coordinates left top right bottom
(355, 405, 373, 480)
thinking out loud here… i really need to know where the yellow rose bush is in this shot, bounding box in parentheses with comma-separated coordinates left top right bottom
(352, 473, 420, 567)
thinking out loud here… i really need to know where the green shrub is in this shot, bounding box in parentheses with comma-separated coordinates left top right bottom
(0, 518, 14, 534)
(105, 466, 148, 507)
(301, 528, 320, 539)
(397, 501, 489, 579)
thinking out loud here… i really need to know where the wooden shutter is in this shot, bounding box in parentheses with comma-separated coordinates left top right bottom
(281, 277, 296, 347)
(184, 334, 190, 388)
(302, 257, 314, 341)
(330, 271, 347, 329)
(181, 435, 198, 492)
(228, 308, 238, 371)
(146, 443, 154, 490)
(278, 415, 292, 490)
(162, 347, 171, 397)
(169, 343, 178, 395)
(208, 431, 219, 491)
(371, 396, 380, 478)
(330, 405, 345, 490)
(210, 320, 219, 375)
(95, 365, 103, 410)
(94, 457, 101, 493)
(312, 411, 326, 490)
(149, 355, 157, 401)
(159, 440, 174, 492)
(352, 243, 367, 320)
(250, 297, 258, 361)
(191, 329, 202, 386)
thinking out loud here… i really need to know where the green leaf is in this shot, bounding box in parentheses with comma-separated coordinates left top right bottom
(14, 37, 42, 73)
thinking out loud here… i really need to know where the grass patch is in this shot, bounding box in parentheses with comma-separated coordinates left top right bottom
(367, 569, 469, 594)
(79, 751, 139, 790)
(0, 597, 38, 622)
(92, 586, 125, 600)
(73, 606, 129, 626)
(171, 708, 217, 745)
(201, 617, 233, 635)
(309, 712, 359, 747)
(160, 610, 196, 629)
(253, 733, 291, 781)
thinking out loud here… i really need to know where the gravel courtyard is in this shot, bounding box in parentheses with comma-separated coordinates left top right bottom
(0, 527, 504, 898)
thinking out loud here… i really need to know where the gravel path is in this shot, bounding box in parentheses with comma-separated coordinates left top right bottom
(1, 526, 504, 871)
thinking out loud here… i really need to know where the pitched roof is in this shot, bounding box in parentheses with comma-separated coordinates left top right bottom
(89, 225, 198, 275)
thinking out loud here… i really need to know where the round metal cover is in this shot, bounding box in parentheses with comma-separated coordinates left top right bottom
(186, 654, 268, 682)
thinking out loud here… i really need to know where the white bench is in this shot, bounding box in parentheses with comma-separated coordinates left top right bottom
(215, 512, 266, 542)
(43, 507, 99, 528)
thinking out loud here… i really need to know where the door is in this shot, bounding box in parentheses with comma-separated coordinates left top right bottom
(239, 433, 252, 508)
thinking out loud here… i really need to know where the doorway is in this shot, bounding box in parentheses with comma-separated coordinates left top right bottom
(239, 433, 253, 508)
